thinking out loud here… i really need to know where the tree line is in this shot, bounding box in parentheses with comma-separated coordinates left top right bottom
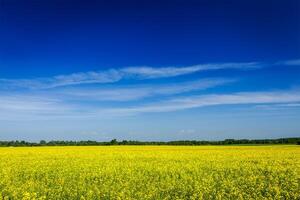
(0, 137, 299, 147)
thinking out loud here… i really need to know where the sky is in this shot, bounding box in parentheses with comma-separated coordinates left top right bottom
(0, 0, 300, 141)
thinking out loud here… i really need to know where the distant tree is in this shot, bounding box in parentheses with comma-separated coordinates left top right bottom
(121, 140, 128, 145)
(0, 137, 299, 147)
(110, 139, 118, 145)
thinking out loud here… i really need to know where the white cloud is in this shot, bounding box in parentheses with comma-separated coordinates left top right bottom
(58, 78, 235, 101)
(1, 89, 300, 120)
(0, 69, 123, 90)
(0, 78, 234, 120)
(279, 59, 300, 66)
(0, 95, 72, 113)
(0, 62, 260, 89)
(104, 90, 300, 115)
(253, 103, 300, 110)
(121, 62, 259, 79)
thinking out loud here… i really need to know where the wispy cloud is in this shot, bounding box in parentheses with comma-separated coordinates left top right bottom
(121, 62, 259, 79)
(0, 92, 90, 121)
(1, 59, 299, 121)
(278, 59, 300, 66)
(0, 69, 123, 90)
(253, 103, 300, 110)
(58, 78, 235, 101)
(0, 62, 260, 89)
(0, 94, 73, 120)
(105, 90, 300, 115)
(1, 89, 300, 120)
(0, 78, 233, 119)
(0, 95, 55, 111)
(3, 58, 299, 90)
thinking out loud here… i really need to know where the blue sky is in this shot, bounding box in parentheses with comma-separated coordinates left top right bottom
(0, 0, 300, 141)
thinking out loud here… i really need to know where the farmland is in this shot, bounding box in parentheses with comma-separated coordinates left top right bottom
(0, 146, 299, 200)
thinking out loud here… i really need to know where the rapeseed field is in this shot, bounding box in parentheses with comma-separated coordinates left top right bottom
(0, 146, 299, 200)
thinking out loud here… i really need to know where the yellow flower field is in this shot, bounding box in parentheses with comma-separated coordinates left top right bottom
(0, 145, 299, 200)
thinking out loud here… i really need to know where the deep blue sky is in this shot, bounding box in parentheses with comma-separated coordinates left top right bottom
(0, 0, 300, 141)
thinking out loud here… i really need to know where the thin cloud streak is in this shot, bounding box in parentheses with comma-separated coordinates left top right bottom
(59, 78, 235, 101)
(0, 78, 234, 119)
(105, 90, 300, 115)
(1, 89, 300, 120)
(278, 59, 300, 66)
(253, 103, 300, 110)
(3, 58, 299, 90)
(121, 62, 260, 79)
(0, 94, 84, 121)
(0, 62, 260, 89)
(0, 95, 71, 113)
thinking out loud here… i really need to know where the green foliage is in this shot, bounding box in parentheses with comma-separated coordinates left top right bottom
(0, 137, 299, 147)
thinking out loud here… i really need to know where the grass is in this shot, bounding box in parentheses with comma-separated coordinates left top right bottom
(0, 145, 299, 199)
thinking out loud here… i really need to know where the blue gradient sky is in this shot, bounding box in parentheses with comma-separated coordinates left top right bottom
(0, 0, 300, 141)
